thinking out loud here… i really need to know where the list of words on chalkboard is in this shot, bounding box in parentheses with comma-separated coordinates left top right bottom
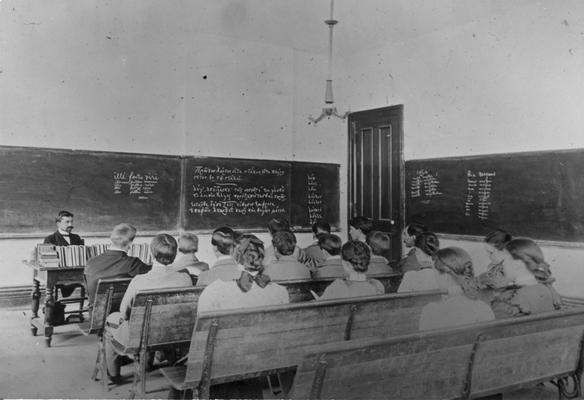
(409, 169, 443, 199)
(113, 171, 160, 200)
(465, 170, 495, 220)
(188, 165, 288, 217)
(307, 173, 324, 225)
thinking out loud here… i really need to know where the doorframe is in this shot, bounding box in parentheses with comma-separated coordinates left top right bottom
(347, 104, 405, 259)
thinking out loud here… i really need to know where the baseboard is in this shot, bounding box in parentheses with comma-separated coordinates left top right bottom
(0, 285, 45, 308)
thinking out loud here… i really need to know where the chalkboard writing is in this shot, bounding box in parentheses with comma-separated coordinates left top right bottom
(409, 169, 443, 199)
(406, 149, 584, 242)
(186, 161, 290, 226)
(0, 146, 182, 233)
(113, 171, 161, 200)
(464, 170, 495, 220)
(291, 162, 340, 230)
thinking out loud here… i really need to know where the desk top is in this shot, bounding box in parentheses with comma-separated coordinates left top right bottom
(23, 260, 85, 272)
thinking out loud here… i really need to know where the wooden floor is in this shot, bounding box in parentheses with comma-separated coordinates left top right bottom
(0, 307, 564, 399)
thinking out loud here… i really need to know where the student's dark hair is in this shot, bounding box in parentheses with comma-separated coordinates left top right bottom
(267, 218, 290, 235)
(405, 222, 428, 237)
(366, 231, 391, 256)
(211, 226, 236, 255)
(415, 231, 440, 257)
(341, 240, 371, 273)
(150, 233, 178, 265)
(56, 210, 74, 222)
(272, 230, 296, 256)
(318, 233, 342, 256)
(349, 216, 374, 235)
(235, 236, 265, 272)
(484, 229, 512, 251)
(312, 220, 331, 235)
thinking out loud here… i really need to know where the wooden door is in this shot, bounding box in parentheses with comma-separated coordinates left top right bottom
(348, 105, 404, 263)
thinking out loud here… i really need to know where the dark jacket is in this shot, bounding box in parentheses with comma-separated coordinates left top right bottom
(44, 231, 85, 246)
(84, 249, 151, 306)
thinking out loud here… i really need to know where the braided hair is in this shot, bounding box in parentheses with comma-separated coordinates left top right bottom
(433, 247, 481, 300)
(341, 240, 371, 273)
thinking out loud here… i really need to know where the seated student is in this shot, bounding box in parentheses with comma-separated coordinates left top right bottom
(196, 227, 241, 287)
(84, 223, 151, 310)
(397, 232, 441, 293)
(186, 237, 289, 400)
(318, 241, 384, 300)
(264, 218, 317, 269)
(312, 233, 344, 279)
(419, 247, 495, 331)
(104, 233, 192, 383)
(366, 231, 394, 275)
(168, 232, 209, 276)
(264, 230, 311, 281)
(197, 236, 289, 312)
(400, 222, 428, 251)
(348, 216, 374, 243)
(490, 238, 563, 318)
(477, 229, 514, 289)
(303, 220, 331, 266)
(398, 231, 440, 273)
(264, 217, 292, 265)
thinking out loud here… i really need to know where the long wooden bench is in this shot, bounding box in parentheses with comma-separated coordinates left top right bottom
(290, 307, 584, 399)
(106, 286, 203, 399)
(275, 272, 403, 303)
(159, 289, 441, 398)
(77, 277, 132, 390)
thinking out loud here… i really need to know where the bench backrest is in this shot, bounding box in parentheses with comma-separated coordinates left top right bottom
(279, 273, 403, 303)
(291, 308, 584, 400)
(123, 286, 203, 353)
(184, 289, 441, 395)
(87, 277, 132, 334)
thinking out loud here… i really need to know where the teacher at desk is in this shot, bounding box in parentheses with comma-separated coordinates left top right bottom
(43, 210, 85, 297)
(44, 210, 85, 247)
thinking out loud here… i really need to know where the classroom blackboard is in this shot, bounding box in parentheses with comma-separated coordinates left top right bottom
(0, 146, 341, 235)
(182, 157, 340, 231)
(0, 146, 182, 234)
(405, 149, 584, 242)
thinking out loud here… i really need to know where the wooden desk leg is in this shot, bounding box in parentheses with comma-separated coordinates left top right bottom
(30, 279, 41, 336)
(43, 285, 54, 347)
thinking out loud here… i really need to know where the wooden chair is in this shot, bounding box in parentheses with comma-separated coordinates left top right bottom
(159, 289, 441, 399)
(105, 286, 203, 399)
(77, 277, 132, 390)
(291, 307, 584, 400)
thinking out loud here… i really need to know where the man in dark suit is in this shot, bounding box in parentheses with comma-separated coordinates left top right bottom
(44, 210, 85, 297)
(84, 223, 151, 310)
(44, 210, 85, 246)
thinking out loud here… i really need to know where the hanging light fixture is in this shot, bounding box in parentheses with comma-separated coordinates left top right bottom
(308, 0, 349, 125)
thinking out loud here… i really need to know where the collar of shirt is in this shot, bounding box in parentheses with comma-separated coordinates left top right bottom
(327, 255, 342, 261)
(58, 229, 70, 236)
(215, 254, 233, 263)
(278, 255, 297, 262)
(108, 246, 128, 255)
(347, 272, 367, 282)
(146, 261, 171, 275)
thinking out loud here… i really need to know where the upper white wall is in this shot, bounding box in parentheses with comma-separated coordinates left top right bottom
(339, 0, 584, 160)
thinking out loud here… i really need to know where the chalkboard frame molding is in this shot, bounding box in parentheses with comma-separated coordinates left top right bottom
(0, 227, 342, 240)
(436, 233, 584, 249)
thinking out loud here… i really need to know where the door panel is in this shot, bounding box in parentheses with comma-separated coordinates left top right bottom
(349, 106, 404, 263)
